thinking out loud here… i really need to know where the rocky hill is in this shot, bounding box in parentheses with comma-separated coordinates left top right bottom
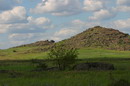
(13, 40, 55, 53)
(18, 40, 55, 47)
(62, 26, 130, 51)
(1, 26, 130, 60)
(14, 26, 130, 51)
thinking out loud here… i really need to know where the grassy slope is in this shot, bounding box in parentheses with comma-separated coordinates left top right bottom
(0, 47, 48, 60)
(0, 47, 130, 60)
(79, 48, 130, 59)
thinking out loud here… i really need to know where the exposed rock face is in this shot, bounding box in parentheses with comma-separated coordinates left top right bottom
(73, 62, 115, 70)
(62, 26, 130, 51)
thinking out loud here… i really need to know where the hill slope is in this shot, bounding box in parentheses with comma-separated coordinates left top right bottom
(62, 26, 130, 50)
(1, 26, 130, 60)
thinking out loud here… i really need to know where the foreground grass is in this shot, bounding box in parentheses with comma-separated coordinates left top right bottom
(0, 58, 130, 86)
(0, 47, 130, 86)
(0, 70, 130, 86)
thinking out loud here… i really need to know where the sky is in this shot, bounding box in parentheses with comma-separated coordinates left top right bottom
(0, 0, 130, 49)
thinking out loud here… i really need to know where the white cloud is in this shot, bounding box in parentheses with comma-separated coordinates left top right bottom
(3, 17, 53, 34)
(0, 6, 53, 34)
(0, 24, 11, 33)
(117, 0, 130, 6)
(30, 0, 82, 16)
(0, 30, 6, 33)
(9, 33, 34, 40)
(83, 0, 105, 11)
(71, 19, 101, 29)
(54, 28, 77, 37)
(0, 6, 27, 24)
(113, 18, 130, 29)
(27, 16, 52, 28)
(117, 6, 130, 12)
(117, 0, 130, 12)
(89, 9, 117, 21)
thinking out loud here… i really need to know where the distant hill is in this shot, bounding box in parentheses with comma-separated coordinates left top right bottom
(17, 40, 55, 47)
(13, 26, 130, 51)
(1, 26, 130, 60)
(61, 26, 130, 51)
(13, 40, 55, 53)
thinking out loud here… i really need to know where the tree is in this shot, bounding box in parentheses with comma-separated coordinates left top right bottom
(48, 44, 78, 70)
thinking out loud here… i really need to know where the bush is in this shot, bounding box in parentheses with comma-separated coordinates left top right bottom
(31, 59, 40, 64)
(35, 63, 48, 71)
(48, 44, 78, 70)
(13, 50, 17, 52)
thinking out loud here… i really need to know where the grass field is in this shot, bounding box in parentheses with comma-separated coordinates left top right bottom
(0, 47, 130, 86)
(0, 70, 130, 86)
(0, 47, 130, 60)
(0, 59, 130, 86)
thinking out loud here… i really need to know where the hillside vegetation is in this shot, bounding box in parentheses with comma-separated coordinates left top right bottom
(0, 26, 130, 60)
(62, 26, 130, 50)
(0, 47, 130, 60)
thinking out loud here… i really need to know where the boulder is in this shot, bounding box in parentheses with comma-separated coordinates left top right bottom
(73, 62, 115, 71)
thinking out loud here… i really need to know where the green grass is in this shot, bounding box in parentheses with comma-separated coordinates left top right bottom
(79, 48, 130, 59)
(0, 47, 130, 86)
(0, 47, 130, 60)
(0, 46, 48, 60)
(0, 70, 130, 86)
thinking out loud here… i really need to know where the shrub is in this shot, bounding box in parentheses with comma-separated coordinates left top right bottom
(48, 44, 78, 70)
(35, 63, 48, 71)
(13, 50, 17, 52)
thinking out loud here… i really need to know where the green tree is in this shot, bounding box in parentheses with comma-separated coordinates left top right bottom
(48, 44, 78, 70)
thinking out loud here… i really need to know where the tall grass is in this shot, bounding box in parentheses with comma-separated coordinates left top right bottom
(0, 71, 130, 86)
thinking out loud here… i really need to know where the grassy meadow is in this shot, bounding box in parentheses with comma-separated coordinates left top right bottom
(0, 47, 130, 60)
(0, 59, 130, 86)
(0, 47, 130, 86)
(0, 70, 130, 86)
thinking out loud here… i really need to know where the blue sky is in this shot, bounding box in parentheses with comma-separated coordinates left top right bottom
(0, 0, 130, 49)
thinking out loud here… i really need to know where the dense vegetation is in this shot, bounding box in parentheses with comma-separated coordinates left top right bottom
(62, 26, 130, 50)
(0, 58, 130, 86)
(48, 44, 78, 70)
